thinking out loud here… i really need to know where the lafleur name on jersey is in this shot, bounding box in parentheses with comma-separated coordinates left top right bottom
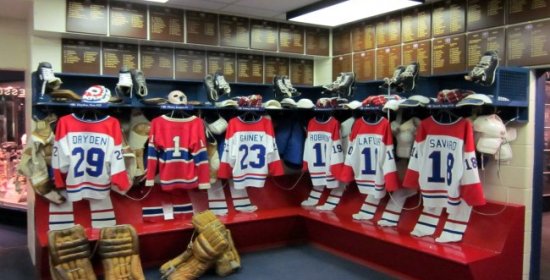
(71, 135, 108, 146)
(428, 137, 458, 151)
(356, 135, 382, 146)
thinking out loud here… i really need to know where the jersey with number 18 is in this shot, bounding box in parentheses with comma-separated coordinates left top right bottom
(218, 116, 284, 189)
(52, 114, 130, 202)
(403, 117, 485, 211)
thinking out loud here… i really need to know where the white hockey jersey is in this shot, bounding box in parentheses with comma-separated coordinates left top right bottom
(340, 117, 400, 199)
(218, 116, 284, 189)
(303, 117, 344, 189)
(403, 117, 485, 211)
(52, 114, 130, 201)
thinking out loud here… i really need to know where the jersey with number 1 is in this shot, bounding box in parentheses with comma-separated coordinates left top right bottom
(303, 117, 344, 188)
(403, 117, 485, 210)
(339, 117, 400, 199)
(52, 114, 130, 202)
(218, 116, 284, 189)
(145, 115, 210, 191)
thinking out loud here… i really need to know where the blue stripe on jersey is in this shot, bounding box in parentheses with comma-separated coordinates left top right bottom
(360, 209, 375, 215)
(147, 146, 158, 157)
(417, 221, 436, 228)
(442, 228, 464, 235)
(357, 183, 375, 188)
(142, 208, 163, 215)
(161, 179, 198, 186)
(49, 221, 74, 225)
(193, 151, 208, 164)
(422, 194, 448, 199)
(174, 205, 193, 213)
(380, 218, 398, 224)
(233, 177, 266, 183)
(447, 200, 462, 206)
(311, 176, 326, 180)
(67, 187, 110, 193)
(92, 217, 115, 221)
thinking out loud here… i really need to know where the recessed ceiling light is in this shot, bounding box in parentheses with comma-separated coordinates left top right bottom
(288, 0, 423, 27)
(144, 0, 169, 3)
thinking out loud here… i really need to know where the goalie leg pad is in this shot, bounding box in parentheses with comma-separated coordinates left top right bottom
(48, 225, 97, 280)
(98, 225, 145, 280)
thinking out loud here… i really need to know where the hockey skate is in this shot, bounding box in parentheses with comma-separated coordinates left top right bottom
(381, 66, 405, 92)
(322, 73, 343, 96)
(337, 72, 356, 98)
(131, 69, 148, 97)
(115, 66, 133, 97)
(282, 75, 301, 97)
(273, 75, 292, 100)
(214, 72, 231, 96)
(399, 62, 419, 91)
(204, 74, 218, 103)
(37, 62, 62, 97)
(464, 50, 499, 86)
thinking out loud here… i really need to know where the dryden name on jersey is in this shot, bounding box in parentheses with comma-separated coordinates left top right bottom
(71, 135, 108, 146)
(428, 138, 458, 151)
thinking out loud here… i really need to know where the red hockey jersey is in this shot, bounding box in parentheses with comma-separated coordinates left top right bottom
(403, 117, 485, 209)
(340, 117, 400, 199)
(52, 114, 130, 201)
(218, 116, 284, 189)
(303, 117, 344, 188)
(145, 115, 210, 191)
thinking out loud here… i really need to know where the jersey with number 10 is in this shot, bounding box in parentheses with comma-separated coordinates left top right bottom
(403, 117, 485, 210)
(339, 117, 400, 199)
(303, 117, 344, 188)
(52, 114, 130, 202)
(218, 116, 284, 189)
(145, 115, 210, 191)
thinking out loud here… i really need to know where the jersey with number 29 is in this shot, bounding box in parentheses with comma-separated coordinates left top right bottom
(339, 117, 400, 199)
(218, 116, 284, 189)
(403, 117, 485, 211)
(52, 114, 130, 202)
(303, 117, 344, 188)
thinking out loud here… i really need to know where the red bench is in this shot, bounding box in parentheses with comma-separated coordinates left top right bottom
(33, 175, 524, 279)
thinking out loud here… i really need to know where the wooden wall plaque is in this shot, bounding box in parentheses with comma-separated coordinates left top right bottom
(507, 20, 550, 66)
(219, 15, 249, 49)
(401, 6, 431, 43)
(353, 51, 375, 81)
(376, 14, 402, 47)
(467, 0, 505, 31)
(352, 21, 375, 52)
(109, 1, 147, 39)
(333, 26, 352, 55)
(376, 46, 402, 80)
(306, 28, 329, 56)
(250, 20, 278, 51)
(149, 6, 183, 42)
(102, 43, 138, 76)
(66, 0, 107, 35)
(432, 35, 466, 75)
(186, 11, 218, 45)
(62, 39, 100, 74)
(290, 59, 314, 86)
(140, 46, 173, 79)
(207, 52, 236, 82)
(332, 55, 352, 80)
(237, 54, 263, 83)
(264, 56, 289, 84)
(279, 24, 304, 54)
(508, 0, 550, 24)
(403, 40, 431, 76)
(467, 28, 505, 68)
(432, 0, 466, 37)
(175, 49, 205, 81)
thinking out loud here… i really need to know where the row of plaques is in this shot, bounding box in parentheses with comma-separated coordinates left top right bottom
(66, 0, 329, 56)
(61, 39, 314, 85)
(332, 0, 550, 55)
(333, 19, 550, 80)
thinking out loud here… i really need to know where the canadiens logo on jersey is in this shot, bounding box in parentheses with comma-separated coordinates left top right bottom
(218, 116, 284, 189)
(51, 114, 130, 202)
(303, 117, 344, 188)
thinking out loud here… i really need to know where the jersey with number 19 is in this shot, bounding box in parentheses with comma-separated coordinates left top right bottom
(303, 117, 344, 189)
(218, 116, 284, 189)
(339, 117, 400, 199)
(403, 117, 485, 211)
(52, 114, 130, 202)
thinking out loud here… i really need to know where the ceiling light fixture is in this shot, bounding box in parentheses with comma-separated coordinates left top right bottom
(287, 0, 423, 27)
(144, 0, 169, 3)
